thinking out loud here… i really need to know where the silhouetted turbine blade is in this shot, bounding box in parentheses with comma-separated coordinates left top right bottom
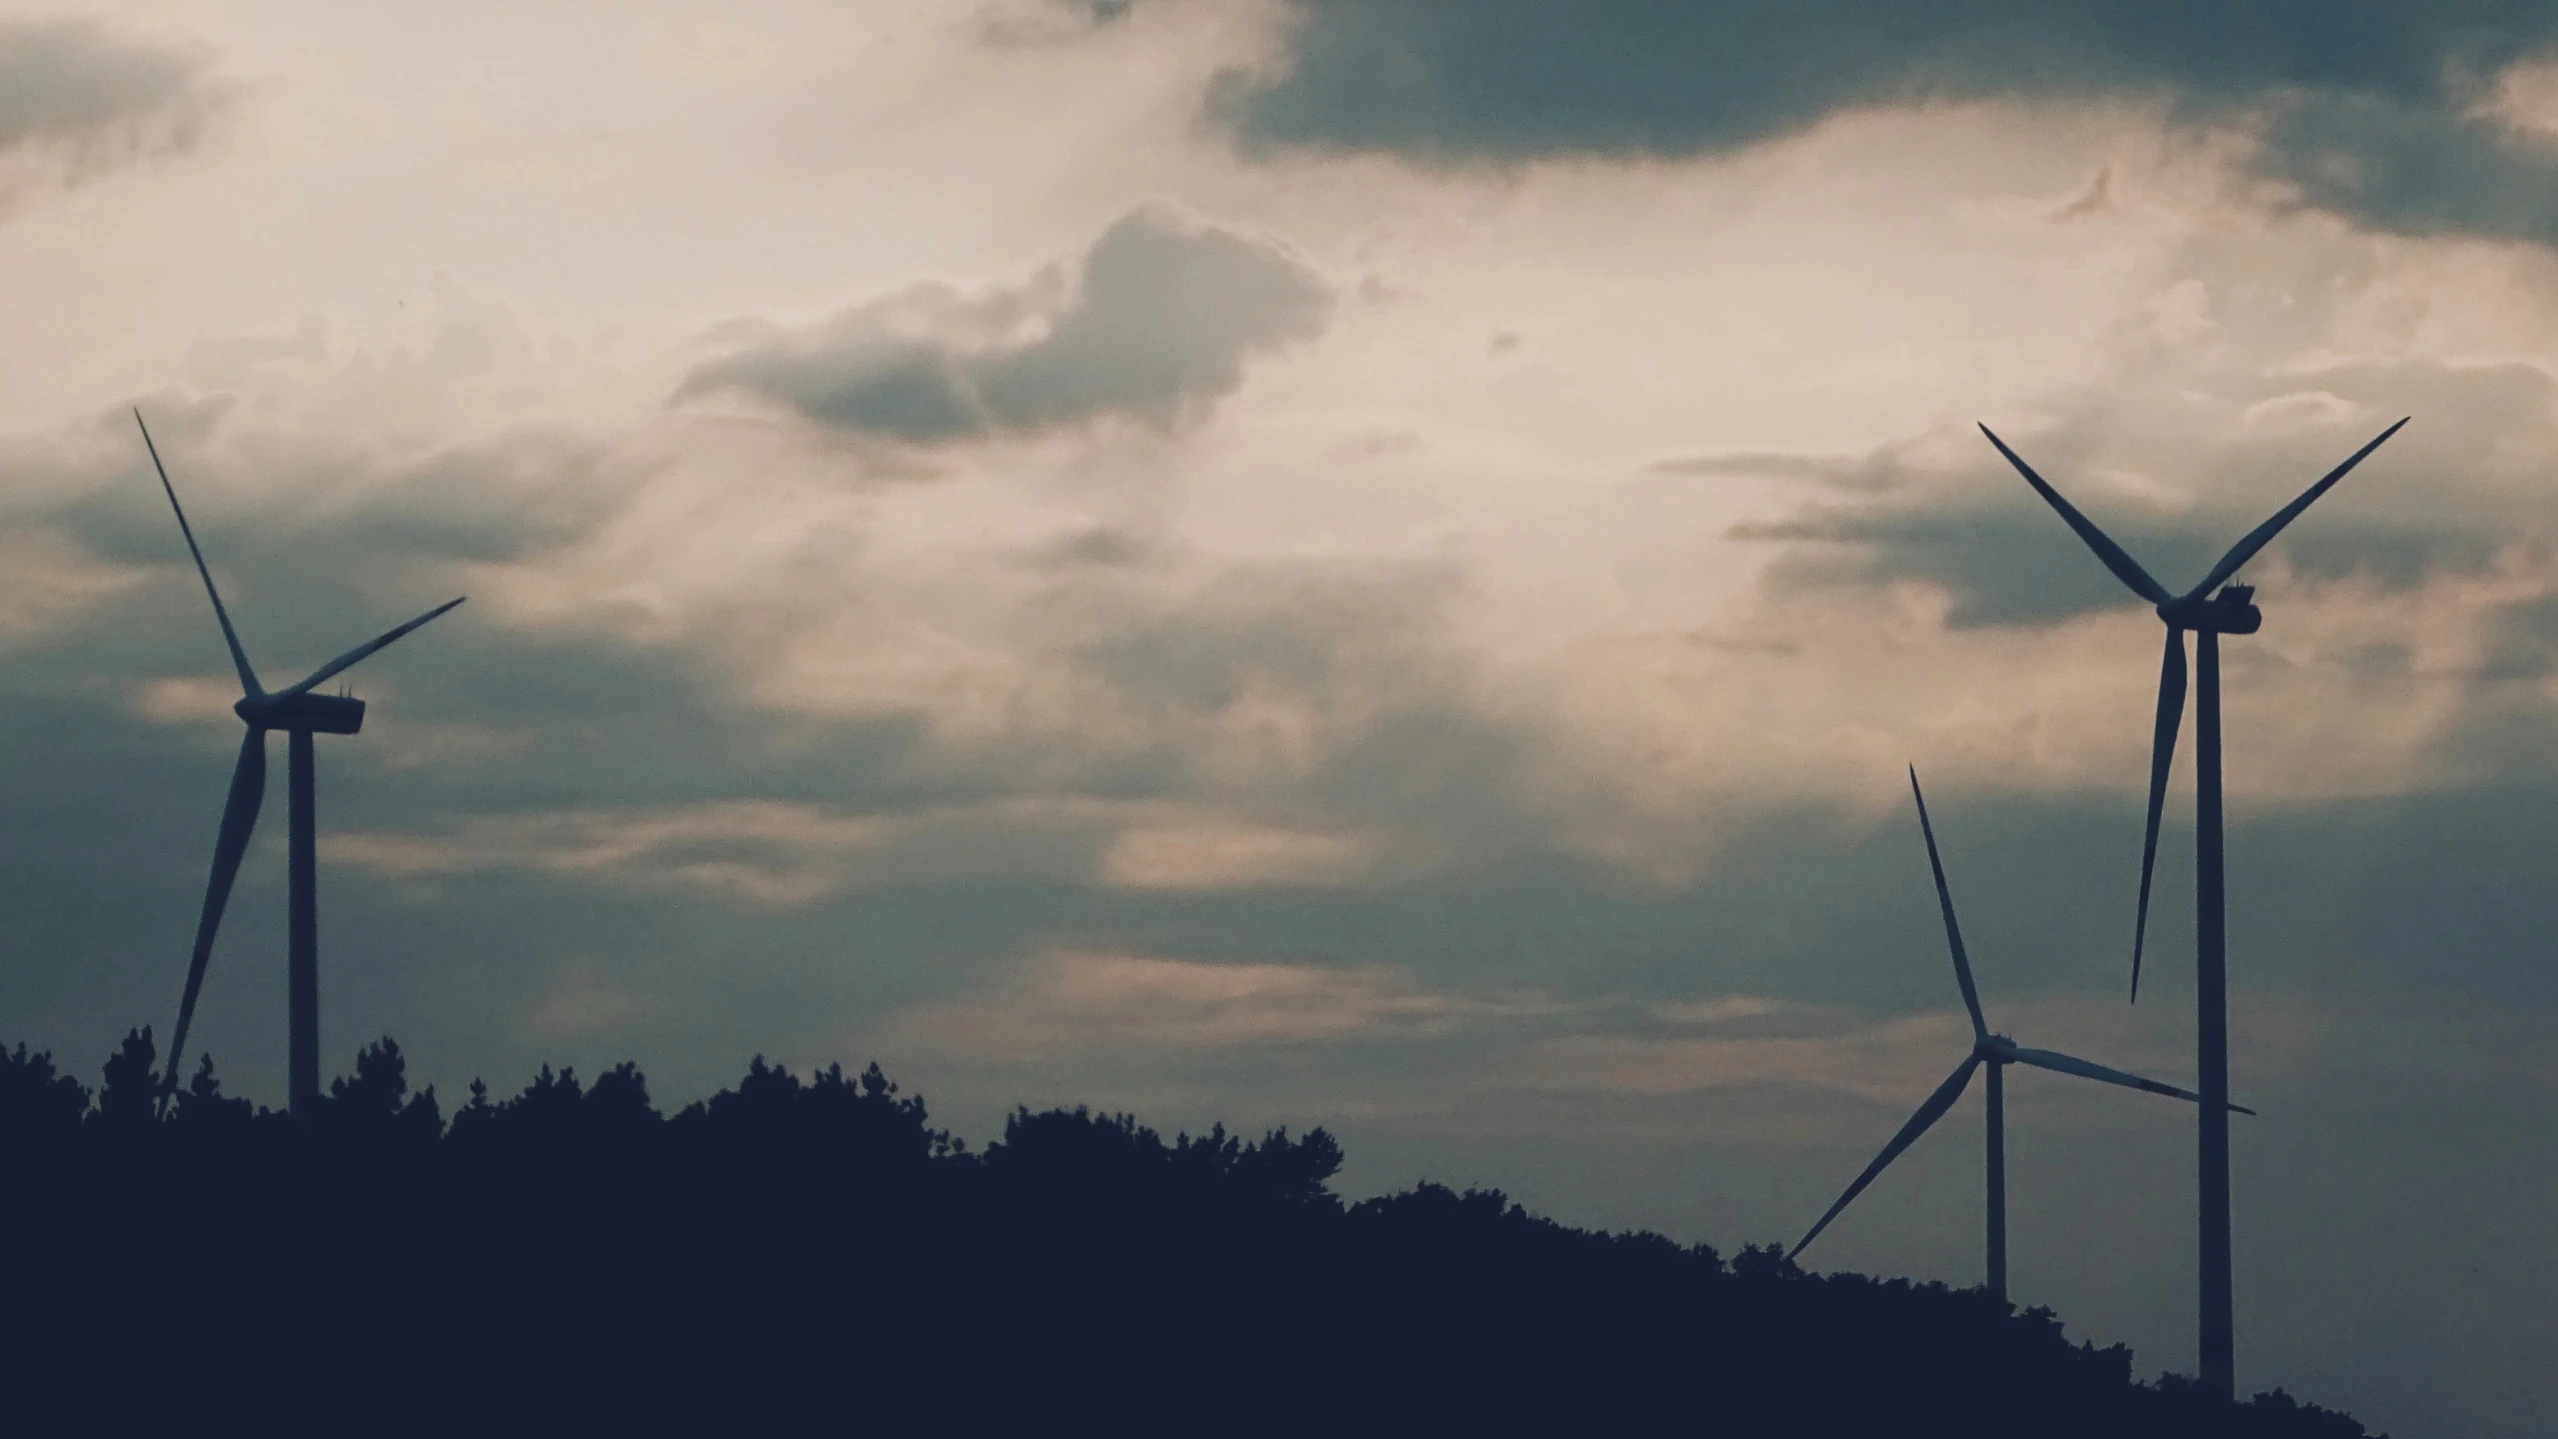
(2001, 1043, 2256, 1115)
(2131, 626, 2187, 1003)
(1908, 766, 1985, 1039)
(164, 727, 267, 1093)
(273, 597, 466, 699)
(137, 409, 261, 697)
(2188, 418, 2410, 601)
(1789, 1054, 1981, 1262)
(1978, 424, 2170, 606)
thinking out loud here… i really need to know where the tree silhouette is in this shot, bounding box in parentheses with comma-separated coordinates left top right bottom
(0, 1042, 88, 1141)
(169, 1053, 255, 1133)
(318, 1036, 441, 1145)
(0, 1028, 2385, 1438)
(89, 1026, 158, 1132)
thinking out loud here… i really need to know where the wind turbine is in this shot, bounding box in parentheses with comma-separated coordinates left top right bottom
(1788, 767, 2244, 1302)
(139, 410, 464, 1118)
(1979, 415, 2404, 1397)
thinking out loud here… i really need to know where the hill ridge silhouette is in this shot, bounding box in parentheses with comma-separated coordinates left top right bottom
(0, 1030, 2380, 1436)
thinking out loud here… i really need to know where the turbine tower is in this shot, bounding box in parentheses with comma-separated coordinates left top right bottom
(1788, 767, 2244, 1301)
(1980, 416, 2405, 1397)
(140, 410, 464, 1118)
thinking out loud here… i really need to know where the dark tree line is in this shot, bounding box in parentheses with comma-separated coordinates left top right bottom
(0, 1032, 2380, 1436)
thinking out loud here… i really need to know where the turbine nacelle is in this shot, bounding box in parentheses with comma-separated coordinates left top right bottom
(235, 691, 366, 735)
(2156, 585, 2262, 636)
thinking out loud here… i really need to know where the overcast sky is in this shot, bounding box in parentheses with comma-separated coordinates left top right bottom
(4, 3, 2554, 1432)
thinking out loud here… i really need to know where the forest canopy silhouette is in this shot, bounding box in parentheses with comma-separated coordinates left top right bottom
(0, 1031, 2381, 1435)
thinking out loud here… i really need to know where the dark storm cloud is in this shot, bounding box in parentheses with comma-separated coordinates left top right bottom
(2253, 88, 2558, 246)
(59, 423, 629, 578)
(1206, 1, 2558, 242)
(0, 17, 233, 197)
(1207, 1, 2541, 160)
(679, 206, 1332, 444)
(1736, 479, 2495, 627)
(1734, 496, 2209, 627)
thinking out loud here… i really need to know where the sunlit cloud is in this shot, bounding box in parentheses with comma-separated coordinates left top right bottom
(129, 675, 239, 727)
(323, 801, 898, 908)
(1099, 818, 1380, 889)
(0, 528, 151, 642)
(890, 950, 1560, 1059)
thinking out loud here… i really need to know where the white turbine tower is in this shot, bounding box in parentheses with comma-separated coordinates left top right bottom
(141, 410, 464, 1117)
(1789, 768, 2250, 1300)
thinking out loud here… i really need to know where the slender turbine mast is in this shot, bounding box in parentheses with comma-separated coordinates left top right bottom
(1980, 417, 2405, 1397)
(1788, 768, 2244, 1300)
(141, 410, 464, 1117)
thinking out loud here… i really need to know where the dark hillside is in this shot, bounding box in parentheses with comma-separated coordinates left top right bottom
(0, 1033, 2381, 1435)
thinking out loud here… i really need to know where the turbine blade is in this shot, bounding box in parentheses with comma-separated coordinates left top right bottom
(163, 727, 268, 1093)
(137, 410, 261, 697)
(1979, 424, 2171, 605)
(1908, 766, 1985, 1039)
(2002, 1043, 2256, 1115)
(2131, 627, 2187, 1003)
(2189, 418, 2409, 601)
(274, 597, 466, 699)
(1789, 1055, 1981, 1262)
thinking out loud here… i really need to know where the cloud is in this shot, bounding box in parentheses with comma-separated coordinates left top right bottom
(679, 205, 1332, 444)
(888, 949, 1553, 1059)
(1099, 819, 1379, 889)
(978, 0, 1140, 45)
(314, 797, 1160, 906)
(1732, 488, 2204, 629)
(527, 960, 648, 1038)
(1053, 0, 1136, 24)
(1206, 2, 2558, 243)
(2251, 83, 2558, 246)
(1512, 989, 2252, 1114)
(323, 801, 898, 908)
(327, 795, 1408, 908)
(1646, 996, 1779, 1025)
(1208, 2, 2547, 160)
(1659, 321, 2558, 813)
(0, 526, 150, 642)
(1726, 352, 2548, 629)
(1651, 449, 1916, 493)
(0, 17, 236, 209)
(1520, 1013, 1968, 1105)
